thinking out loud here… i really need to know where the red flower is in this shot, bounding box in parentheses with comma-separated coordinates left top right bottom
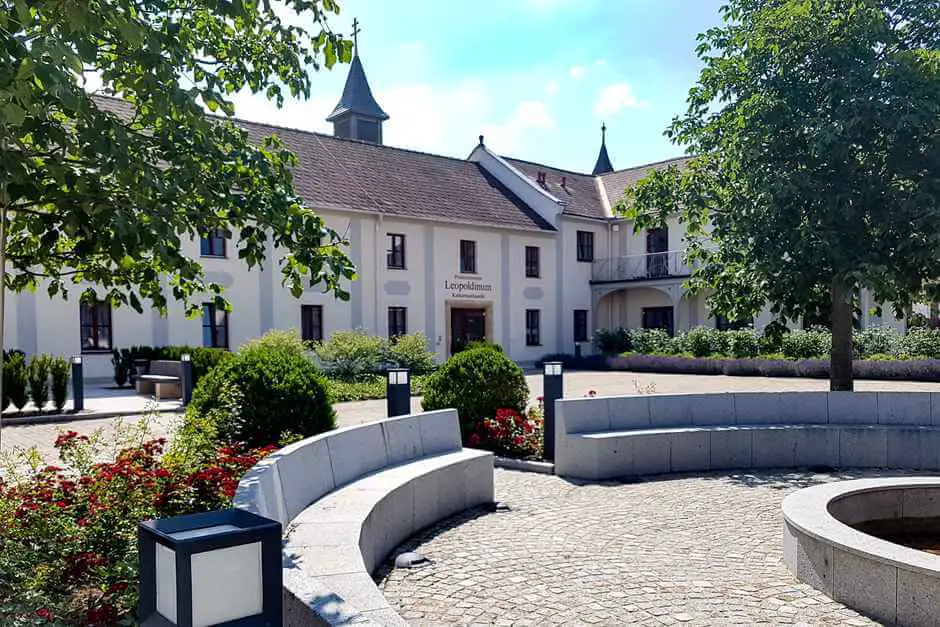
(35, 608, 53, 621)
(468, 433, 481, 446)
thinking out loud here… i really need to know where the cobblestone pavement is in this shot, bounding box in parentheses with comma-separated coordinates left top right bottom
(377, 469, 893, 626)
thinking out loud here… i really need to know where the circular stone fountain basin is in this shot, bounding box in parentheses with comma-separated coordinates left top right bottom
(782, 478, 940, 627)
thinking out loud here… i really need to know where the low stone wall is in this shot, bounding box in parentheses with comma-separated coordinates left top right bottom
(555, 391, 940, 479)
(234, 410, 495, 626)
(782, 478, 940, 627)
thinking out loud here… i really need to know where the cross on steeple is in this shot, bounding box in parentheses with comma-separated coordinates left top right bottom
(601, 121, 607, 143)
(352, 18, 361, 56)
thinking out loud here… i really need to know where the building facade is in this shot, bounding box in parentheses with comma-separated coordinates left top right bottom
(6, 50, 905, 380)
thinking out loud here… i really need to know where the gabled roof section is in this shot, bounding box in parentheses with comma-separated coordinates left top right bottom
(326, 55, 389, 122)
(91, 95, 553, 232)
(599, 156, 692, 210)
(503, 158, 609, 220)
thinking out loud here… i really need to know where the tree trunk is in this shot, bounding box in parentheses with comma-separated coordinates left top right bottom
(830, 278, 854, 391)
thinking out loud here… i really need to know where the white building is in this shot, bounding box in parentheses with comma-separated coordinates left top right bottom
(6, 51, 905, 380)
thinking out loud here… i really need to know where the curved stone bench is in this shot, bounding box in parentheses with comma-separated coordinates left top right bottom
(555, 391, 940, 480)
(782, 478, 940, 626)
(233, 409, 494, 626)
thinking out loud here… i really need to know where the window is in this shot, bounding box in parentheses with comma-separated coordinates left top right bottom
(357, 119, 380, 143)
(573, 309, 589, 343)
(80, 299, 112, 351)
(387, 233, 406, 269)
(642, 306, 674, 336)
(202, 303, 229, 349)
(525, 246, 540, 278)
(715, 315, 752, 332)
(576, 230, 594, 262)
(200, 230, 227, 258)
(301, 305, 323, 343)
(525, 309, 541, 346)
(388, 307, 407, 338)
(459, 240, 477, 274)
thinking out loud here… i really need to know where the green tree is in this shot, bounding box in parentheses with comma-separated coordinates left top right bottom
(0, 0, 359, 440)
(624, 0, 940, 391)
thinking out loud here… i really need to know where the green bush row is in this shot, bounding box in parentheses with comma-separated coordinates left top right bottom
(310, 330, 438, 382)
(325, 374, 428, 403)
(2, 352, 70, 413)
(594, 325, 938, 360)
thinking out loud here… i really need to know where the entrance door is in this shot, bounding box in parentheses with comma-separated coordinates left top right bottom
(451, 308, 486, 354)
(646, 228, 669, 278)
(642, 306, 674, 336)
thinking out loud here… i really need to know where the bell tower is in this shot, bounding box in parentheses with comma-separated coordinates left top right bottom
(326, 19, 389, 144)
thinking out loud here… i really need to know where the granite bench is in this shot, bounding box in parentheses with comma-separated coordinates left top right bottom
(135, 359, 182, 400)
(555, 391, 940, 480)
(234, 409, 494, 626)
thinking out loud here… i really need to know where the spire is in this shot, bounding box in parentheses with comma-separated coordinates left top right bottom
(326, 19, 388, 125)
(592, 122, 614, 175)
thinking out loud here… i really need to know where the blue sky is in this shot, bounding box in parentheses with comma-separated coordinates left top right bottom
(232, 0, 728, 173)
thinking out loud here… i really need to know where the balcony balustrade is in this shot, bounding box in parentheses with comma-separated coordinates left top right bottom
(592, 250, 691, 283)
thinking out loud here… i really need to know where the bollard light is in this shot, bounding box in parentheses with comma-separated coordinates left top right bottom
(386, 367, 411, 418)
(71, 356, 84, 412)
(138, 508, 281, 627)
(180, 353, 193, 406)
(542, 361, 564, 462)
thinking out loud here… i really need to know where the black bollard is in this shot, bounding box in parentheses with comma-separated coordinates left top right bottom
(180, 353, 194, 405)
(542, 361, 564, 461)
(71, 356, 84, 412)
(386, 368, 411, 417)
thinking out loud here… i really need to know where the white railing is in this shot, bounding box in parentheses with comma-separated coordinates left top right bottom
(592, 250, 691, 282)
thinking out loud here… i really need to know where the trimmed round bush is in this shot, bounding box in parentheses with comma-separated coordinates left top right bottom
(185, 346, 335, 448)
(421, 347, 529, 436)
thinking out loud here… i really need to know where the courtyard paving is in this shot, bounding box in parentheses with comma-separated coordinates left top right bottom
(376, 468, 893, 626)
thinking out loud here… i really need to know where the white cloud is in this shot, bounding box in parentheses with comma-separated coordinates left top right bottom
(593, 82, 641, 116)
(481, 100, 556, 154)
(594, 59, 606, 66)
(545, 80, 559, 95)
(569, 65, 587, 79)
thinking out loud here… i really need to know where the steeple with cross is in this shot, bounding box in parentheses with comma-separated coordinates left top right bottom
(592, 121, 614, 175)
(326, 18, 389, 144)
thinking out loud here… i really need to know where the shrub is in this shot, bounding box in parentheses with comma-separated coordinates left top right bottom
(466, 407, 543, 459)
(421, 347, 529, 437)
(27, 355, 51, 411)
(593, 327, 631, 355)
(5, 352, 29, 411)
(185, 346, 335, 448)
(900, 328, 940, 359)
(461, 340, 503, 353)
(726, 329, 761, 358)
(854, 326, 902, 359)
(780, 329, 831, 359)
(682, 327, 714, 357)
(629, 328, 673, 354)
(325, 374, 428, 403)
(0, 430, 276, 625)
(240, 329, 307, 356)
(49, 357, 70, 412)
(312, 330, 386, 382)
(386, 332, 437, 374)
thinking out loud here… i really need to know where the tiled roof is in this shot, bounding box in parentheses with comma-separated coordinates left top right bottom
(503, 158, 610, 221)
(599, 156, 692, 210)
(91, 95, 554, 232)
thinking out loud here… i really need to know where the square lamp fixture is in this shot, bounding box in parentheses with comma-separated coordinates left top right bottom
(544, 362, 563, 376)
(71, 355, 83, 365)
(139, 508, 281, 627)
(388, 368, 410, 385)
(181, 353, 192, 362)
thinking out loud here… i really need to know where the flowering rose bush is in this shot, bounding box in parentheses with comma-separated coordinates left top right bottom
(466, 407, 543, 459)
(0, 428, 276, 626)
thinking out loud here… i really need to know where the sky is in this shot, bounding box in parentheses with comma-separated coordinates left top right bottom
(230, 0, 728, 173)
